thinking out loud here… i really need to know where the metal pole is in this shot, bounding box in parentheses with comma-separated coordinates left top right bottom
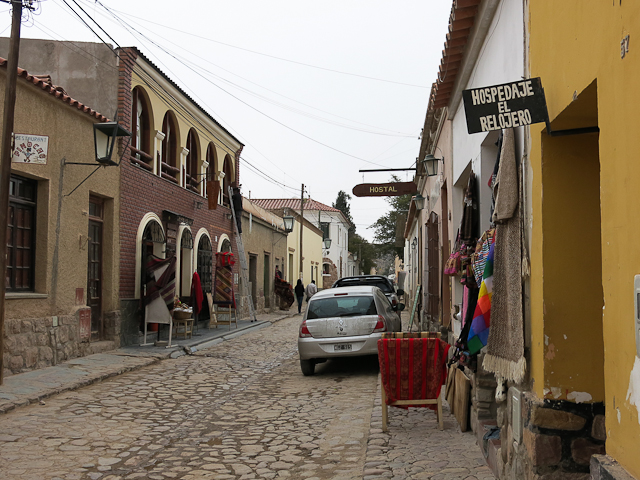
(299, 184, 304, 281)
(0, 0, 24, 385)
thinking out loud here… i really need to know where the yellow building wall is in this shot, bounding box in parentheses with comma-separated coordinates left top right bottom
(286, 219, 323, 287)
(130, 75, 237, 180)
(529, 2, 640, 475)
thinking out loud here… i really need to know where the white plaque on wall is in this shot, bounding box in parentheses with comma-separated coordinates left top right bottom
(12, 134, 49, 164)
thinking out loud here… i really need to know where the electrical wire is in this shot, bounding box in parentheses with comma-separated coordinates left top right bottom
(49, 1, 303, 193)
(89, 2, 402, 167)
(82, 0, 429, 90)
(82, 0, 415, 138)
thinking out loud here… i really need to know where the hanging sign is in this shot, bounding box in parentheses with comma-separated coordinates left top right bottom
(352, 181, 417, 197)
(462, 77, 548, 134)
(12, 134, 49, 164)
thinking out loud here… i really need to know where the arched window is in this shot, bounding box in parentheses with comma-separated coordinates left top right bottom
(222, 154, 233, 207)
(204, 143, 216, 198)
(185, 129, 199, 193)
(160, 112, 179, 183)
(131, 87, 152, 169)
(197, 235, 213, 294)
(179, 228, 193, 297)
(220, 238, 232, 253)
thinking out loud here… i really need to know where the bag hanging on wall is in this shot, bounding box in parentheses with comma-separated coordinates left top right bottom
(444, 230, 462, 276)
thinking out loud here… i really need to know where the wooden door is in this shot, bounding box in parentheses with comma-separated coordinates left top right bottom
(88, 198, 103, 340)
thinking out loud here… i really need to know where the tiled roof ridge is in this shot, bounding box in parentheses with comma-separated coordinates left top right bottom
(0, 57, 109, 122)
(251, 198, 341, 213)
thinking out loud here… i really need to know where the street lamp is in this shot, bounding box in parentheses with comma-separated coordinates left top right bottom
(94, 121, 132, 167)
(323, 237, 332, 250)
(413, 194, 425, 211)
(422, 154, 443, 177)
(283, 215, 294, 233)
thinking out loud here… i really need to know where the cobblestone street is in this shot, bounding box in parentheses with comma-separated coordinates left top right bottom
(0, 315, 493, 480)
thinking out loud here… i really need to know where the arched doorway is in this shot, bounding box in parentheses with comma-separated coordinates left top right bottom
(197, 235, 213, 297)
(140, 219, 165, 325)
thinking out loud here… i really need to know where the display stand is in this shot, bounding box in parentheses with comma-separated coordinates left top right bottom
(207, 292, 237, 330)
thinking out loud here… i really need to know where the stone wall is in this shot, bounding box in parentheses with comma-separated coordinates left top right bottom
(496, 391, 605, 480)
(2, 309, 120, 377)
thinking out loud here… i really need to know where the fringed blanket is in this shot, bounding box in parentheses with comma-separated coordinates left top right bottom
(378, 338, 450, 410)
(144, 256, 176, 310)
(467, 240, 495, 355)
(213, 252, 236, 307)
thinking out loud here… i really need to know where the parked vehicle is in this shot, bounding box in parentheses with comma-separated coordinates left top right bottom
(298, 285, 404, 376)
(332, 275, 399, 306)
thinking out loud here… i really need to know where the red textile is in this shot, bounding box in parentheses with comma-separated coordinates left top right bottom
(378, 338, 450, 410)
(191, 271, 203, 315)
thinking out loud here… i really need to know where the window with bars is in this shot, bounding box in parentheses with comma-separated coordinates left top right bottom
(6, 175, 36, 292)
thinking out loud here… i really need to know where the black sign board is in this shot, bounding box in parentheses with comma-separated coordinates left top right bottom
(462, 77, 548, 134)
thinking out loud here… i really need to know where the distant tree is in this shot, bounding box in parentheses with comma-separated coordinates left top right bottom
(349, 233, 377, 275)
(332, 190, 354, 233)
(370, 175, 412, 260)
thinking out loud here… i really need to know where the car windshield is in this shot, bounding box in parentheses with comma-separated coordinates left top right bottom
(307, 296, 377, 319)
(334, 278, 393, 294)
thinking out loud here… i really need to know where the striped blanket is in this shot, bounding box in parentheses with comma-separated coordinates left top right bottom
(378, 337, 450, 410)
(213, 252, 236, 307)
(143, 256, 176, 310)
(467, 240, 495, 355)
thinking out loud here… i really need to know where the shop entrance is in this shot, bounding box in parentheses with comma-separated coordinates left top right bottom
(540, 80, 604, 403)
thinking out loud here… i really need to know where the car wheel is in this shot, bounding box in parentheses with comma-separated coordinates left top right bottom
(300, 359, 315, 376)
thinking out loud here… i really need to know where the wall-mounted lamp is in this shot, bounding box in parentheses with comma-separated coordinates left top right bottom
(422, 153, 444, 177)
(413, 194, 425, 211)
(94, 121, 131, 167)
(226, 213, 233, 220)
(283, 215, 294, 233)
(411, 237, 418, 249)
(194, 200, 203, 210)
(323, 238, 332, 250)
(353, 251, 358, 261)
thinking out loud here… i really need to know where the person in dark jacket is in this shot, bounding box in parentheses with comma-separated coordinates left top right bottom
(294, 279, 305, 314)
(231, 184, 243, 233)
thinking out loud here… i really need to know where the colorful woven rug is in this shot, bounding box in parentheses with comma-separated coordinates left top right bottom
(213, 252, 236, 307)
(467, 240, 495, 355)
(378, 337, 450, 410)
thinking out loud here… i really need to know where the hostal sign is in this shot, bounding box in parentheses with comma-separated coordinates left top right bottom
(352, 181, 417, 198)
(462, 77, 548, 134)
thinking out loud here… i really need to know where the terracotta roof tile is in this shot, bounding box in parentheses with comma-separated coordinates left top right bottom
(0, 57, 109, 122)
(251, 198, 341, 213)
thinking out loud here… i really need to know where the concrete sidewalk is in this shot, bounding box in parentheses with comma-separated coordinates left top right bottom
(0, 306, 300, 414)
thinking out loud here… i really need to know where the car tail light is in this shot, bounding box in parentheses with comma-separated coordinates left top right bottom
(391, 297, 398, 306)
(373, 315, 386, 333)
(299, 320, 312, 338)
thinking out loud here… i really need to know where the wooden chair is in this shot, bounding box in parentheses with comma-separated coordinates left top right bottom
(378, 332, 448, 432)
(172, 313, 194, 340)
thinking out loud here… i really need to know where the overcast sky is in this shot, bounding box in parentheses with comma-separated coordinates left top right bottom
(1, 0, 451, 242)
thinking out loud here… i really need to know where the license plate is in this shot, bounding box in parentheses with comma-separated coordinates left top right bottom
(334, 344, 352, 351)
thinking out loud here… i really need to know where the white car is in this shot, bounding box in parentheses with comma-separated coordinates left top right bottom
(297, 285, 404, 376)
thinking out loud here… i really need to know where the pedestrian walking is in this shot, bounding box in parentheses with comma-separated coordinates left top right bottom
(294, 279, 305, 314)
(305, 279, 317, 302)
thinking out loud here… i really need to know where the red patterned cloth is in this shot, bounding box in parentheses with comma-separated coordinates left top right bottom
(378, 338, 450, 410)
(213, 252, 236, 307)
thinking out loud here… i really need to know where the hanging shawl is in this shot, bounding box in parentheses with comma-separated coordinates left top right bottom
(483, 128, 526, 383)
(460, 172, 479, 245)
(467, 240, 495, 355)
(191, 271, 203, 315)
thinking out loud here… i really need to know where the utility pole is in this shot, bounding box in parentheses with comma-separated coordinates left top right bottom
(0, 0, 25, 385)
(299, 184, 304, 281)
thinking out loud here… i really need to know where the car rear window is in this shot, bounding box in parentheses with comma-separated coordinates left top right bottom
(334, 278, 393, 293)
(307, 296, 377, 319)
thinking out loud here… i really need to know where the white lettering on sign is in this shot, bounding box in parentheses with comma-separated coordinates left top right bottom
(470, 80, 535, 106)
(478, 109, 533, 132)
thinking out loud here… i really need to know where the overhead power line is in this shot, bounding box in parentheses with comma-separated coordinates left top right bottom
(81, 0, 429, 90)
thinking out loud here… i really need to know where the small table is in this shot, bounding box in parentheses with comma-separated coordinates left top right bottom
(173, 317, 194, 339)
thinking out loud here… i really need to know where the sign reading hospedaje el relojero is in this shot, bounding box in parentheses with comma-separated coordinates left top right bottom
(352, 181, 417, 197)
(462, 77, 549, 134)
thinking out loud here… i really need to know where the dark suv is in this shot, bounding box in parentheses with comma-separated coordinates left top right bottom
(332, 275, 400, 307)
